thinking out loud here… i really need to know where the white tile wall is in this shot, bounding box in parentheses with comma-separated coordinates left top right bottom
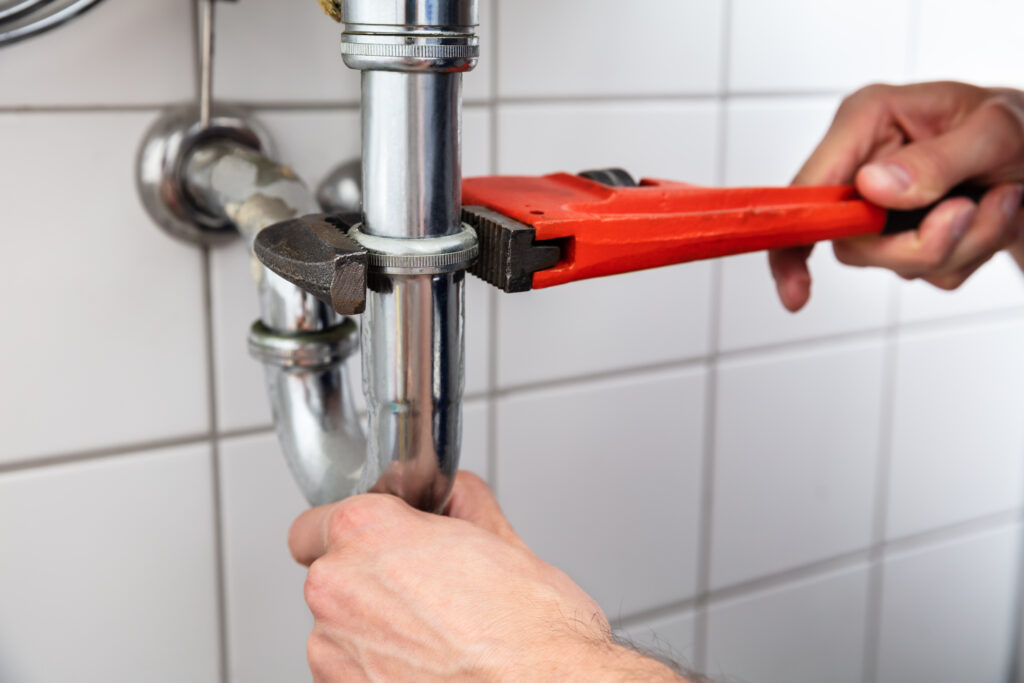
(706, 565, 871, 683)
(876, 524, 1021, 683)
(886, 317, 1024, 539)
(497, 369, 706, 618)
(496, 0, 723, 99)
(711, 340, 885, 588)
(0, 445, 220, 683)
(0, 0, 193, 106)
(0, 112, 209, 463)
(4, 1, 1024, 681)
(913, 0, 1024, 88)
(219, 433, 312, 683)
(729, 0, 913, 93)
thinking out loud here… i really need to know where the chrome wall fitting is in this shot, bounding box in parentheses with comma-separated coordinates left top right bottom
(136, 104, 272, 246)
(0, 0, 104, 46)
(136, 105, 368, 507)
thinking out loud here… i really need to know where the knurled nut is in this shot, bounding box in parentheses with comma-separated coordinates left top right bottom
(340, 42, 479, 60)
(348, 224, 479, 275)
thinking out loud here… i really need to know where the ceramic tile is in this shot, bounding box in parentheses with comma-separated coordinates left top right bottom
(914, 0, 1024, 88)
(216, 0, 360, 103)
(706, 565, 870, 683)
(886, 318, 1024, 539)
(719, 250, 895, 353)
(496, 368, 707, 618)
(724, 96, 842, 187)
(460, 400, 489, 481)
(496, 0, 722, 99)
(0, 445, 219, 683)
(497, 101, 720, 182)
(219, 433, 312, 683)
(0, 112, 208, 463)
(0, 0, 192, 106)
(877, 524, 1021, 683)
(216, 0, 492, 104)
(729, 0, 912, 92)
(896, 252, 1024, 325)
(711, 340, 885, 588)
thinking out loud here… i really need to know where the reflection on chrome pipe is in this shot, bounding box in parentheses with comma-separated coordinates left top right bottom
(341, 0, 478, 512)
(362, 272, 465, 510)
(184, 140, 338, 332)
(183, 140, 367, 506)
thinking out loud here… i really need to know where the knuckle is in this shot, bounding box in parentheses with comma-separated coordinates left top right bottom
(980, 97, 1024, 150)
(326, 496, 384, 536)
(832, 241, 864, 266)
(841, 83, 889, 111)
(913, 242, 949, 271)
(303, 561, 334, 616)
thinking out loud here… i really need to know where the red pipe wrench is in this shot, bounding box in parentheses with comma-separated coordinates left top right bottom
(461, 169, 981, 293)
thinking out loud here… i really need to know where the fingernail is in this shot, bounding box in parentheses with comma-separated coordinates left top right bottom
(1003, 184, 1024, 220)
(861, 162, 913, 194)
(950, 204, 976, 241)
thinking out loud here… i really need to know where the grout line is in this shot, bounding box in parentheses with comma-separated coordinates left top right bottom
(881, 508, 1023, 558)
(861, 279, 901, 683)
(694, 3, 733, 669)
(190, 5, 229, 678)
(6, 305, 1021, 477)
(494, 303, 1024, 397)
(614, 507, 1022, 631)
(201, 246, 231, 683)
(218, 425, 276, 441)
(493, 90, 847, 107)
(484, 0, 501, 495)
(1011, 505, 1024, 683)
(0, 433, 215, 475)
(0, 91, 857, 116)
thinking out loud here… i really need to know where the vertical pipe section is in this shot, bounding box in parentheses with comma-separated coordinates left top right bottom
(360, 70, 466, 510)
(361, 71, 463, 239)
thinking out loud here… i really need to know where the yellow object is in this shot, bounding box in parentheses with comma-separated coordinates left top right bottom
(317, 0, 341, 22)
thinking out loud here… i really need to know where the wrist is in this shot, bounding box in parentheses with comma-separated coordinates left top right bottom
(494, 635, 686, 682)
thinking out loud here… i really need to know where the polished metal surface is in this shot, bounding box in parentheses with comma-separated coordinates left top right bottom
(348, 223, 478, 274)
(340, 0, 477, 31)
(250, 320, 368, 507)
(0, 0, 103, 46)
(340, 0, 478, 512)
(137, 106, 367, 506)
(316, 159, 363, 215)
(362, 71, 463, 240)
(362, 272, 465, 510)
(182, 138, 340, 333)
(197, 0, 215, 129)
(183, 138, 367, 505)
(254, 214, 369, 316)
(135, 104, 272, 246)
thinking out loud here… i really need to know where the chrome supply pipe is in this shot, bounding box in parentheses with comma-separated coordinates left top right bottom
(339, 0, 479, 511)
(182, 139, 368, 506)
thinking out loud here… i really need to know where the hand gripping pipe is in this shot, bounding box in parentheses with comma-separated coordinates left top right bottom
(338, 0, 479, 511)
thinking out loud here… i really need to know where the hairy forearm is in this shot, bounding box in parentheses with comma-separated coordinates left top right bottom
(502, 638, 694, 682)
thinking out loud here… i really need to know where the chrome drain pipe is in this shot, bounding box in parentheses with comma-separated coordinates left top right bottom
(135, 105, 368, 508)
(181, 139, 369, 506)
(339, 0, 479, 511)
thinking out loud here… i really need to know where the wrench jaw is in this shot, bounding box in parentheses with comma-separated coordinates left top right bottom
(462, 205, 563, 293)
(254, 214, 369, 316)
